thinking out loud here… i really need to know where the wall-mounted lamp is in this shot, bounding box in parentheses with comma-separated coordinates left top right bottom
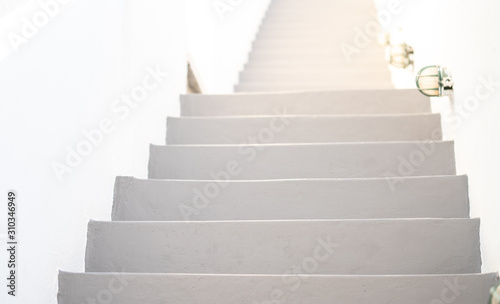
(415, 65, 454, 97)
(386, 43, 414, 69)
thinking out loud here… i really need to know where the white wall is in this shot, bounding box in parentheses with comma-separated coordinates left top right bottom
(0, 0, 186, 303)
(374, 0, 500, 274)
(186, 0, 271, 93)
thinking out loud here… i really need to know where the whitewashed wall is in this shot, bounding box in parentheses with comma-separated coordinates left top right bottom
(374, 0, 500, 274)
(186, 0, 271, 93)
(0, 0, 186, 303)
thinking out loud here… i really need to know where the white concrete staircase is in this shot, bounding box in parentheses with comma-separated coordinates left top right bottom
(58, 0, 498, 302)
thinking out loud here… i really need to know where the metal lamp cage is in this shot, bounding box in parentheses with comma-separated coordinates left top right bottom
(387, 43, 414, 69)
(415, 65, 453, 97)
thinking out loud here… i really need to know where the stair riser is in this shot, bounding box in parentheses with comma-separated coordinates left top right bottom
(238, 78, 392, 85)
(246, 46, 383, 55)
(85, 219, 481, 274)
(239, 71, 391, 83)
(166, 115, 442, 145)
(258, 22, 379, 30)
(254, 31, 380, 41)
(263, 11, 375, 20)
(259, 20, 377, 29)
(254, 31, 374, 40)
(250, 45, 381, 53)
(252, 36, 381, 43)
(250, 45, 383, 54)
(234, 83, 395, 92)
(241, 66, 389, 71)
(149, 142, 455, 180)
(247, 55, 384, 64)
(112, 176, 469, 221)
(180, 90, 430, 116)
(59, 273, 498, 304)
(244, 62, 389, 70)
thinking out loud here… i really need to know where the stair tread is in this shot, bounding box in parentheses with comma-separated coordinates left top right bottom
(112, 175, 469, 221)
(166, 114, 442, 144)
(234, 84, 395, 92)
(180, 89, 430, 116)
(148, 141, 456, 180)
(85, 219, 481, 275)
(59, 272, 498, 304)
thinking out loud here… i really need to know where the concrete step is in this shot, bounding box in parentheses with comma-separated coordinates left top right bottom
(255, 23, 380, 33)
(250, 42, 382, 53)
(258, 25, 374, 35)
(244, 61, 389, 70)
(250, 43, 381, 53)
(59, 272, 498, 304)
(238, 77, 392, 85)
(239, 70, 391, 83)
(251, 36, 380, 43)
(246, 54, 385, 64)
(166, 114, 442, 145)
(258, 23, 376, 33)
(268, 0, 375, 3)
(180, 90, 431, 116)
(85, 219, 480, 274)
(263, 9, 374, 18)
(261, 13, 373, 22)
(267, 0, 375, 8)
(254, 30, 371, 40)
(112, 175, 469, 221)
(258, 21, 377, 30)
(243, 67, 390, 75)
(234, 83, 394, 92)
(254, 31, 379, 41)
(249, 48, 385, 61)
(247, 50, 386, 62)
(148, 141, 455, 180)
(260, 18, 375, 27)
(266, 2, 375, 9)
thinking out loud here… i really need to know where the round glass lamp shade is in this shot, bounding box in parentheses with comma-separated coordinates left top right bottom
(491, 284, 500, 304)
(387, 43, 414, 69)
(415, 65, 454, 97)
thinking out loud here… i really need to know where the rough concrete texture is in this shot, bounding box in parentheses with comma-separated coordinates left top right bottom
(166, 114, 442, 145)
(180, 89, 431, 116)
(148, 142, 456, 180)
(58, 272, 498, 304)
(112, 175, 470, 221)
(85, 219, 481, 275)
